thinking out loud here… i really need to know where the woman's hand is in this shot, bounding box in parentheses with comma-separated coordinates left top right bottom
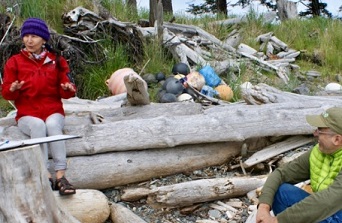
(10, 80, 25, 92)
(61, 82, 76, 92)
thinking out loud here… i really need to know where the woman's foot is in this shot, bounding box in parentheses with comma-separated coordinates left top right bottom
(55, 170, 76, 195)
(49, 178, 54, 189)
(55, 176, 76, 195)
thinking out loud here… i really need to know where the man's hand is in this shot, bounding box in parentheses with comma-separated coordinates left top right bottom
(9, 80, 25, 92)
(61, 82, 76, 92)
(256, 203, 278, 223)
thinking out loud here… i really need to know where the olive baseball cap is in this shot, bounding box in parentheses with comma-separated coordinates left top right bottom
(306, 107, 342, 135)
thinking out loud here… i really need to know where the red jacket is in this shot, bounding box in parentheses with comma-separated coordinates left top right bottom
(1, 50, 76, 121)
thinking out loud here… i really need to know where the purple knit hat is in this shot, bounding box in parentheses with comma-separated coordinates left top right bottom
(21, 18, 50, 41)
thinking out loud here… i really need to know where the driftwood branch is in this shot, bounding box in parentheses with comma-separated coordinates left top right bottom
(243, 135, 313, 168)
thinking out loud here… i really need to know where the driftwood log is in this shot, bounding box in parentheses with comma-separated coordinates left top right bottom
(146, 176, 267, 208)
(110, 202, 147, 223)
(0, 145, 79, 223)
(120, 176, 267, 209)
(60, 142, 243, 189)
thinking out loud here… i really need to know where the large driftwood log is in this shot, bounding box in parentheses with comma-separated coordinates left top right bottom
(2, 100, 342, 157)
(62, 142, 242, 189)
(0, 145, 79, 223)
(241, 83, 342, 105)
(110, 202, 147, 223)
(146, 176, 267, 208)
(54, 189, 110, 223)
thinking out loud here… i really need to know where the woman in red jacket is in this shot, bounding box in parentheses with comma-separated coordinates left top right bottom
(1, 18, 76, 195)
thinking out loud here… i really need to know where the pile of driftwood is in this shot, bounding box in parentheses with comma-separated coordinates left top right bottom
(0, 6, 299, 86)
(1, 82, 342, 222)
(62, 6, 300, 84)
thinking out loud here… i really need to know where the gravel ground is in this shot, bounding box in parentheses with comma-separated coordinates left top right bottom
(102, 158, 265, 223)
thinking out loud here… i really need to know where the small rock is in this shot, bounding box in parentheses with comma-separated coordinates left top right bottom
(325, 82, 342, 91)
(155, 72, 166, 82)
(292, 83, 310, 95)
(306, 70, 321, 77)
(160, 93, 177, 103)
(177, 93, 194, 102)
(142, 73, 157, 85)
(296, 74, 307, 81)
(208, 209, 222, 219)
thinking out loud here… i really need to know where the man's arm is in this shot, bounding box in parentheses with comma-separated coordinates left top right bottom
(258, 150, 311, 207)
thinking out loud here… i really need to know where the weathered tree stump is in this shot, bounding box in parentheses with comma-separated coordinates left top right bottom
(0, 145, 79, 223)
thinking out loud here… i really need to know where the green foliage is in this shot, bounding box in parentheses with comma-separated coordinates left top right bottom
(79, 44, 131, 100)
(0, 96, 14, 115)
(101, 0, 139, 21)
(145, 44, 175, 75)
(17, 0, 65, 26)
(266, 17, 342, 75)
(186, 0, 217, 15)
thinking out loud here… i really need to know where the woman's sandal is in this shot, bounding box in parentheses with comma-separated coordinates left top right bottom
(49, 178, 54, 190)
(54, 176, 76, 196)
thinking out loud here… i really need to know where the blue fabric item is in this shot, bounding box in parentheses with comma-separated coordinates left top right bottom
(273, 183, 342, 223)
(21, 18, 50, 41)
(200, 85, 218, 97)
(199, 65, 221, 87)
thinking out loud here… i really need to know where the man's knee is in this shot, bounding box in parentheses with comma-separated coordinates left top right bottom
(278, 183, 294, 193)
